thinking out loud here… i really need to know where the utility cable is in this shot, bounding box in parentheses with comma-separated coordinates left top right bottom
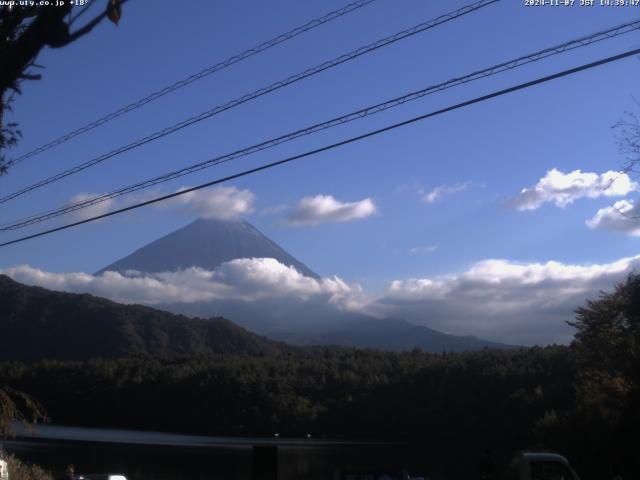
(2, 46, 638, 248)
(2, 18, 638, 231)
(4, 0, 379, 168)
(0, 0, 499, 204)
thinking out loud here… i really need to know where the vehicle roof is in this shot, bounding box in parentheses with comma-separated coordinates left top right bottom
(521, 452, 570, 464)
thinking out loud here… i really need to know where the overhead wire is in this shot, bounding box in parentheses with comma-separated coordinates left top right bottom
(2, 18, 639, 231)
(0, 0, 500, 204)
(4, 0, 379, 168)
(2, 46, 639, 248)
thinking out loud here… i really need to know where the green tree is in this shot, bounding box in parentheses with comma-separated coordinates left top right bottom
(569, 274, 640, 406)
(566, 274, 640, 477)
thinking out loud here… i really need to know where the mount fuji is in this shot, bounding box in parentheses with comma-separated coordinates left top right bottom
(96, 217, 513, 352)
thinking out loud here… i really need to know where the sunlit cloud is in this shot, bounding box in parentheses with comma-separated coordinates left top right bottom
(4, 254, 639, 346)
(167, 186, 255, 219)
(1, 259, 360, 309)
(286, 195, 377, 225)
(64, 185, 255, 221)
(368, 255, 640, 345)
(509, 169, 636, 211)
(586, 199, 640, 236)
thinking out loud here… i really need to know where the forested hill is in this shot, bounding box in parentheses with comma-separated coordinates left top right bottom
(0, 275, 290, 361)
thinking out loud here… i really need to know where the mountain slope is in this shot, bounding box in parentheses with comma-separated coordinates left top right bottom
(162, 300, 515, 352)
(96, 217, 319, 278)
(297, 316, 514, 352)
(0, 275, 289, 362)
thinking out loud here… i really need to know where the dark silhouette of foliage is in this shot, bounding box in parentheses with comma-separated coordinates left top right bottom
(0, 274, 292, 361)
(0, 348, 576, 477)
(0, 385, 47, 437)
(1, 451, 53, 480)
(0, 275, 639, 478)
(570, 273, 640, 397)
(0, 0, 125, 172)
(553, 274, 640, 479)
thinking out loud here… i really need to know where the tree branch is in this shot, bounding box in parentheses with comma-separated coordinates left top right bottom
(68, 0, 100, 27)
(59, 0, 128, 46)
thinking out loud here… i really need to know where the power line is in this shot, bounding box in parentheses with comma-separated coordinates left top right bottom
(2, 18, 639, 231)
(0, 0, 500, 205)
(2, 46, 639, 248)
(4, 0, 378, 169)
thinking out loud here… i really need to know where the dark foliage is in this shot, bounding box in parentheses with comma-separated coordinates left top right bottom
(0, 347, 575, 475)
(0, 1, 124, 171)
(0, 274, 291, 360)
(1, 450, 53, 480)
(1, 275, 639, 478)
(0, 384, 47, 437)
(543, 273, 640, 479)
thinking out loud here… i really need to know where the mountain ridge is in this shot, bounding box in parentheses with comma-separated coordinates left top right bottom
(163, 299, 515, 352)
(0, 274, 290, 361)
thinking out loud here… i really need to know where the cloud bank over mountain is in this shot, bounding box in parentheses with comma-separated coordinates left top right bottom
(4, 254, 639, 345)
(371, 256, 640, 345)
(2, 259, 355, 307)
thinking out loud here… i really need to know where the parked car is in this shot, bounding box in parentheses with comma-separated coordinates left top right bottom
(504, 452, 580, 480)
(75, 475, 127, 480)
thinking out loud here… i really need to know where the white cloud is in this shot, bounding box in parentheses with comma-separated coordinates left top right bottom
(64, 186, 255, 221)
(368, 256, 640, 345)
(1, 259, 359, 309)
(586, 199, 640, 236)
(510, 169, 636, 211)
(422, 182, 470, 204)
(168, 186, 255, 219)
(409, 245, 438, 255)
(68, 193, 117, 221)
(286, 195, 377, 225)
(4, 254, 639, 346)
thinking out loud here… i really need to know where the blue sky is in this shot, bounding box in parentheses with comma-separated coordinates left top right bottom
(1, 0, 640, 344)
